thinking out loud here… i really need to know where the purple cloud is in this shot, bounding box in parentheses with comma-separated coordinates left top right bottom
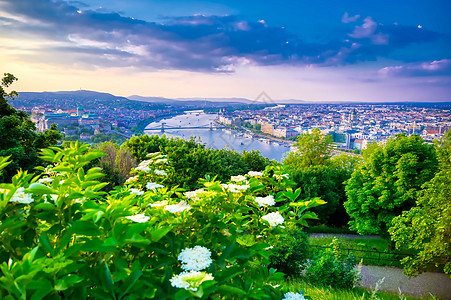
(0, 0, 446, 73)
(342, 12, 360, 24)
(379, 59, 451, 77)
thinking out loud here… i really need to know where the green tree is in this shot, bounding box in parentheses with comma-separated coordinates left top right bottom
(284, 128, 333, 170)
(389, 132, 451, 277)
(0, 73, 62, 182)
(284, 128, 347, 224)
(344, 134, 438, 236)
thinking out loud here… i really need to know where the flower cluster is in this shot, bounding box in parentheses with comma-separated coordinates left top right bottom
(38, 177, 53, 184)
(255, 195, 275, 207)
(146, 182, 164, 190)
(221, 183, 250, 193)
(129, 188, 144, 195)
(10, 187, 34, 204)
(247, 171, 263, 177)
(273, 173, 289, 180)
(282, 292, 306, 300)
(135, 159, 152, 172)
(170, 271, 214, 292)
(185, 188, 205, 201)
(261, 211, 284, 227)
(125, 213, 150, 223)
(154, 169, 167, 176)
(178, 245, 213, 271)
(165, 201, 191, 213)
(171, 246, 214, 291)
(125, 175, 138, 183)
(231, 175, 247, 182)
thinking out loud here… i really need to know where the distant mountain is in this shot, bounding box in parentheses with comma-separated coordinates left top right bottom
(176, 97, 253, 104)
(128, 95, 181, 104)
(13, 90, 164, 110)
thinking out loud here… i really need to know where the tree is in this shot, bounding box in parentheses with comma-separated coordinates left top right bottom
(284, 129, 349, 224)
(0, 73, 62, 182)
(284, 128, 333, 170)
(344, 134, 438, 236)
(389, 132, 451, 277)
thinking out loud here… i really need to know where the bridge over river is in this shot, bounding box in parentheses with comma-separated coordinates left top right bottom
(145, 122, 225, 132)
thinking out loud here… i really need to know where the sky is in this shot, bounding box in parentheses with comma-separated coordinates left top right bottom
(0, 0, 450, 102)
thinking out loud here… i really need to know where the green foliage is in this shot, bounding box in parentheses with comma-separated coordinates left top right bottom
(123, 134, 270, 190)
(0, 142, 322, 299)
(269, 228, 309, 278)
(284, 128, 333, 170)
(94, 142, 137, 190)
(344, 134, 438, 236)
(284, 130, 360, 227)
(306, 238, 361, 289)
(389, 132, 451, 277)
(0, 73, 62, 182)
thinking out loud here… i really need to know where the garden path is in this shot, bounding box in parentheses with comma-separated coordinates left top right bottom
(358, 265, 451, 299)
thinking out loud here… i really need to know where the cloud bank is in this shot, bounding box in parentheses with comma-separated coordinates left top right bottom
(0, 0, 448, 74)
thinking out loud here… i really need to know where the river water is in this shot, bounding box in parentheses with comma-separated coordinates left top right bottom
(144, 112, 291, 161)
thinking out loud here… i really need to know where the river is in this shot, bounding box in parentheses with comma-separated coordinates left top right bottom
(144, 112, 291, 161)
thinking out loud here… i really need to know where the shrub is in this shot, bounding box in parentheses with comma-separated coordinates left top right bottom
(306, 238, 361, 289)
(0, 142, 321, 299)
(269, 228, 309, 278)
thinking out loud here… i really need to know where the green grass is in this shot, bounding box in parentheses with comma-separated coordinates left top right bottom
(282, 279, 435, 300)
(308, 237, 413, 267)
(306, 225, 357, 234)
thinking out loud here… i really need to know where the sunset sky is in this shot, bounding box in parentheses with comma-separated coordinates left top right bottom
(0, 0, 450, 102)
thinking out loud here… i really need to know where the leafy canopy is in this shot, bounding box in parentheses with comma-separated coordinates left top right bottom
(389, 132, 451, 277)
(344, 134, 438, 236)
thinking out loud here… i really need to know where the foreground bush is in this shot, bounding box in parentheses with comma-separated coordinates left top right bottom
(306, 238, 361, 290)
(0, 141, 324, 299)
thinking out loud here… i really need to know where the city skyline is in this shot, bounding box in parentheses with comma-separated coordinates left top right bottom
(0, 0, 450, 102)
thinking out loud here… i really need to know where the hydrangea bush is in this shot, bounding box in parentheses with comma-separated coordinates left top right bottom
(0, 142, 324, 299)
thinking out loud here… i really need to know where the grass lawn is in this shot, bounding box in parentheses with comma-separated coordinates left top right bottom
(308, 236, 413, 267)
(283, 280, 436, 300)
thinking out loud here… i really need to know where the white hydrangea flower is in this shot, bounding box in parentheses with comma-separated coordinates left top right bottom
(125, 213, 150, 223)
(138, 159, 152, 167)
(178, 245, 212, 271)
(185, 189, 205, 201)
(255, 195, 275, 207)
(146, 182, 165, 190)
(273, 173, 289, 180)
(126, 175, 138, 183)
(231, 175, 247, 182)
(170, 271, 214, 291)
(165, 201, 191, 213)
(154, 158, 168, 164)
(149, 200, 168, 208)
(247, 171, 263, 177)
(38, 177, 54, 184)
(261, 211, 284, 227)
(282, 292, 306, 300)
(135, 165, 151, 172)
(154, 169, 167, 176)
(10, 187, 34, 204)
(227, 184, 250, 193)
(129, 188, 144, 195)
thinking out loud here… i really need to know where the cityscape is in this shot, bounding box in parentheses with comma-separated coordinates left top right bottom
(1, 0, 450, 298)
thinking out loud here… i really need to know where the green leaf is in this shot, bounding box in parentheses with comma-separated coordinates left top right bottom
(118, 270, 142, 300)
(39, 233, 53, 256)
(215, 266, 243, 283)
(27, 183, 56, 195)
(68, 221, 101, 236)
(216, 285, 246, 296)
(149, 227, 171, 242)
(30, 280, 53, 300)
(100, 262, 116, 300)
(55, 274, 83, 291)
